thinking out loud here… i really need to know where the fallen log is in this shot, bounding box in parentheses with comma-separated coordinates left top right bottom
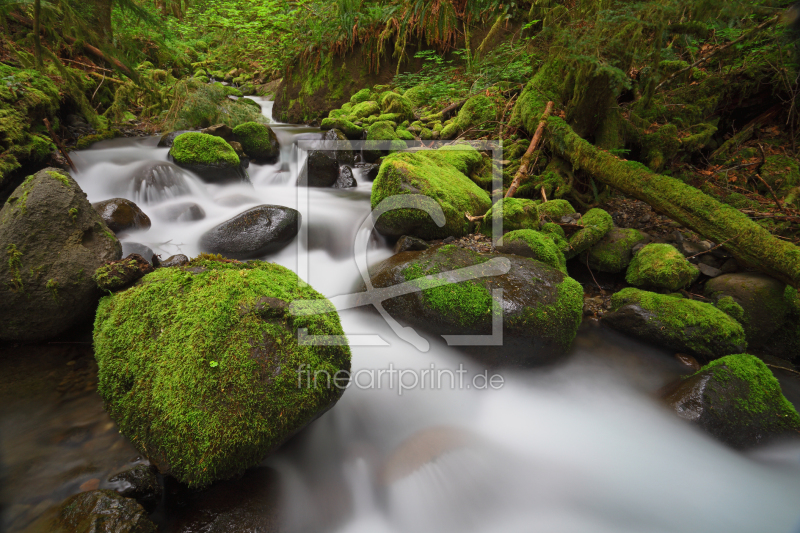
(505, 101, 553, 198)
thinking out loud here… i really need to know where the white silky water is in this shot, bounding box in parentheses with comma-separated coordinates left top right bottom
(60, 97, 800, 533)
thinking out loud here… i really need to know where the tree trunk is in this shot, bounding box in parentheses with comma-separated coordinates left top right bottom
(33, 0, 43, 69)
(97, 0, 113, 42)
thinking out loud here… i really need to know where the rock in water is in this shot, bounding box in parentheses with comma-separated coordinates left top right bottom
(156, 201, 206, 223)
(93, 198, 151, 233)
(370, 244, 584, 364)
(232, 122, 280, 163)
(93, 258, 351, 487)
(24, 489, 156, 533)
(93, 254, 154, 292)
(157, 130, 192, 148)
(0, 168, 122, 342)
(371, 147, 491, 239)
(129, 161, 191, 204)
(168, 132, 248, 184)
(199, 205, 300, 259)
(160, 254, 190, 267)
(305, 149, 340, 187)
(333, 166, 357, 189)
(603, 288, 747, 358)
(661, 354, 800, 448)
(108, 464, 162, 512)
(121, 242, 155, 264)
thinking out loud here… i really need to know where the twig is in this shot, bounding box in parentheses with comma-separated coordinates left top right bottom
(62, 57, 114, 73)
(766, 363, 800, 377)
(655, 14, 781, 91)
(684, 236, 736, 260)
(586, 253, 605, 295)
(465, 211, 485, 222)
(754, 173, 787, 214)
(43, 118, 75, 171)
(541, 186, 547, 203)
(505, 101, 554, 198)
(91, 73, 105, 102)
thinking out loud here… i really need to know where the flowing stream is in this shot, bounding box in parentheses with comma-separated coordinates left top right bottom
(2, 97, 800, 533)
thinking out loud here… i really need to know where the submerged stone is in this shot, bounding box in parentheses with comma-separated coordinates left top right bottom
(157, 130, 193, 148)
(661, 354, 800, 448)
(603, 288, 747, 358)
(129, 161, 191, 204)
(93, 259, 350, 487)
(108, 464, 162, 513)
(199, 205, 300, 259)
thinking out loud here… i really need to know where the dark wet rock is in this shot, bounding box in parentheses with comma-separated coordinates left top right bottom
(603, 288, 747, 359)
(697, 263, 722, 278)
(661, 354, 800, 448)
(157, 202, 206, 223)
(25, 489, 156, 533)
(109, 464, 162, 512)
(93, 254, 154, 292)
(201, 123, 235, 142)
(719, 258, 740, 273)
(93, 198, 151, 233)
(332, 166, 357, 189)
(161, 254, 190, 268)
(121, 243, 155, 264)
(394, 235, 430, 254)
(129, 161, 191, 204)
(305, 149, 340, 187)
(355, 162, 380, 181)
(322, 128, 355, 166)
(199, 205, 301, 259)
(369, 244, 584, 365)
(157, 130, 193, 148)
(0, 168, 122, 342)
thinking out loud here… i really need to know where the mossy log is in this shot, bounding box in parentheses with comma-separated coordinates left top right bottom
(545, 116, 800, 287)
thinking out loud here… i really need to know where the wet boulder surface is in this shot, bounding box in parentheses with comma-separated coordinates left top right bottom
(199, 205, 301, 259)
(108, 464, 162, 513)
(602, 288, 747, 359)
(93, 258, 351, 487)
(661, 354, 800, 448)
(369, 244, 584, 365)
(168, 132, 248, 184)
(25, 489, 156, 533)
(0, 168, 122, 342)
(129, 161, 191, 204)
(157, 130, 193, 148)
(92, 198, 151, 233)
(93, 254, 154, 292)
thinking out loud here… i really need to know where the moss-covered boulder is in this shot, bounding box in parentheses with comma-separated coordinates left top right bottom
(479, 198, 539, 238)
(168, 132, 248, 184)
(320, 117, 363, 139)
(157, 130, 193, 148)
(370, 245, 584, 364)
(603, 288, 747, 358)
(404, 85, 432, 109)
(705, 273, 800, 359)
(350, 88, 373, 105)
(94, 259, 351, 487)
(564, 208, 613, 259)
(0, 168, 122, 342)
(364, 121, 406, 163)
(662, 354, 800, 448)
(626, 243, 699, 291)
(536, 199, 576, 220)
(583, 228, 650, 273)
(440, 95, 497, 139)
(232, 122, 280, 163)
(371, 148, 491, 239)
(496, 230, 567, 273)
(380, 92, 414, 123)
(350, 100, 380, 119)
(24, 490, 156, 533)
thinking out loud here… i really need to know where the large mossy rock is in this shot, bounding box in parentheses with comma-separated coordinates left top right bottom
(320, 117, 363, 139)
(370, 244, 584, 364)
(495, 229, 566, 273)
(371, 148, 491, 239)
(704, 273, 800, 360)
(583, 227, 650, 273)
(232, 122, 280, 163)
(379, 92, 414, 123)
(603, 288, 747, 358)
(0, 168, 122, 342)
(94, 259, 351, 487)
(479, 198, 539, 238)
(24, 490, 156, 533)
(168, 132, 248, 183)
(363, 121, 406, 163)
(626, 243, 699, 291)
(662, 354, 800, 448)
(440, 95, 498, 139)
(199, 205, 300, 259)
(564, 208, 613, 259)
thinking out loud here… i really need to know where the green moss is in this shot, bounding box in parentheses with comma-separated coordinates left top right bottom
(724, 192, 759, 210)
(45, 170, 71, 188)
(371, 149, 491, 239)
(498, 229, 567, 273)
(404, 85, 432, 109)
(625, 243, 699, 291)
(516, 276, 584, 350)
(611, 288, 746, 356)
(760, 155, 800, 193)
(585, 228, 647, 273)
(446, 95, 497, 138)
(320, 117, 362, 138)
(69, 207, 79, 224)
(75, 129, 122, 150)
(350, 88, 372, 105)
(170, 132, 239, 166)
(536, 200, 575, 220)
(541, 222, 566, 239)
(565, 208, 613, 259)
(93, 260, 351, 488)
(231, 122, 276, 160)
(715, 296, 745, 322)
(350, 100, 380, 119)
(46, 278, 59, 301)
(479, 198, 540, 238)
(6, 244, 23, 292)
(395, 126, 416, 141)
(380, 92, 414, 123)
(699, 354, 800, 423)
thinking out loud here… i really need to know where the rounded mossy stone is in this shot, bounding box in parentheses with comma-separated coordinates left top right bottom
(371, 149, 491, 240)
(328, 108, 348, 119)
(93, 259, 351, 488)
(715, 295, 745, 322)
(448, 95, 497, 137)
(536, 199, 575, 220)
(320, 117, 363, 139)
(479, 198, 539, 238)
(584, 227, 649, 273)
(404, 85, 432, 109)
(170, 132, 239, 167)
(350, 88, 372, 105)
(222, 85, 244, 98)
(440, 121, 459, 140)
(350, 100, 380, 119)
(663, 354, 800, 448)
(395, 126, 416, 141)
(364, 121, 406, 162)
(370, 244, 584, 357)
(626, 243, 699, 291)
(232, 122, 279, 163)
(541, 222, 566, 239)
(194, 75, 209, 84)
(496, 230, 566, 273)
(565, 208, 613, 259)
(604, 288, 747, 358)
(380, 92, 414, 123)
